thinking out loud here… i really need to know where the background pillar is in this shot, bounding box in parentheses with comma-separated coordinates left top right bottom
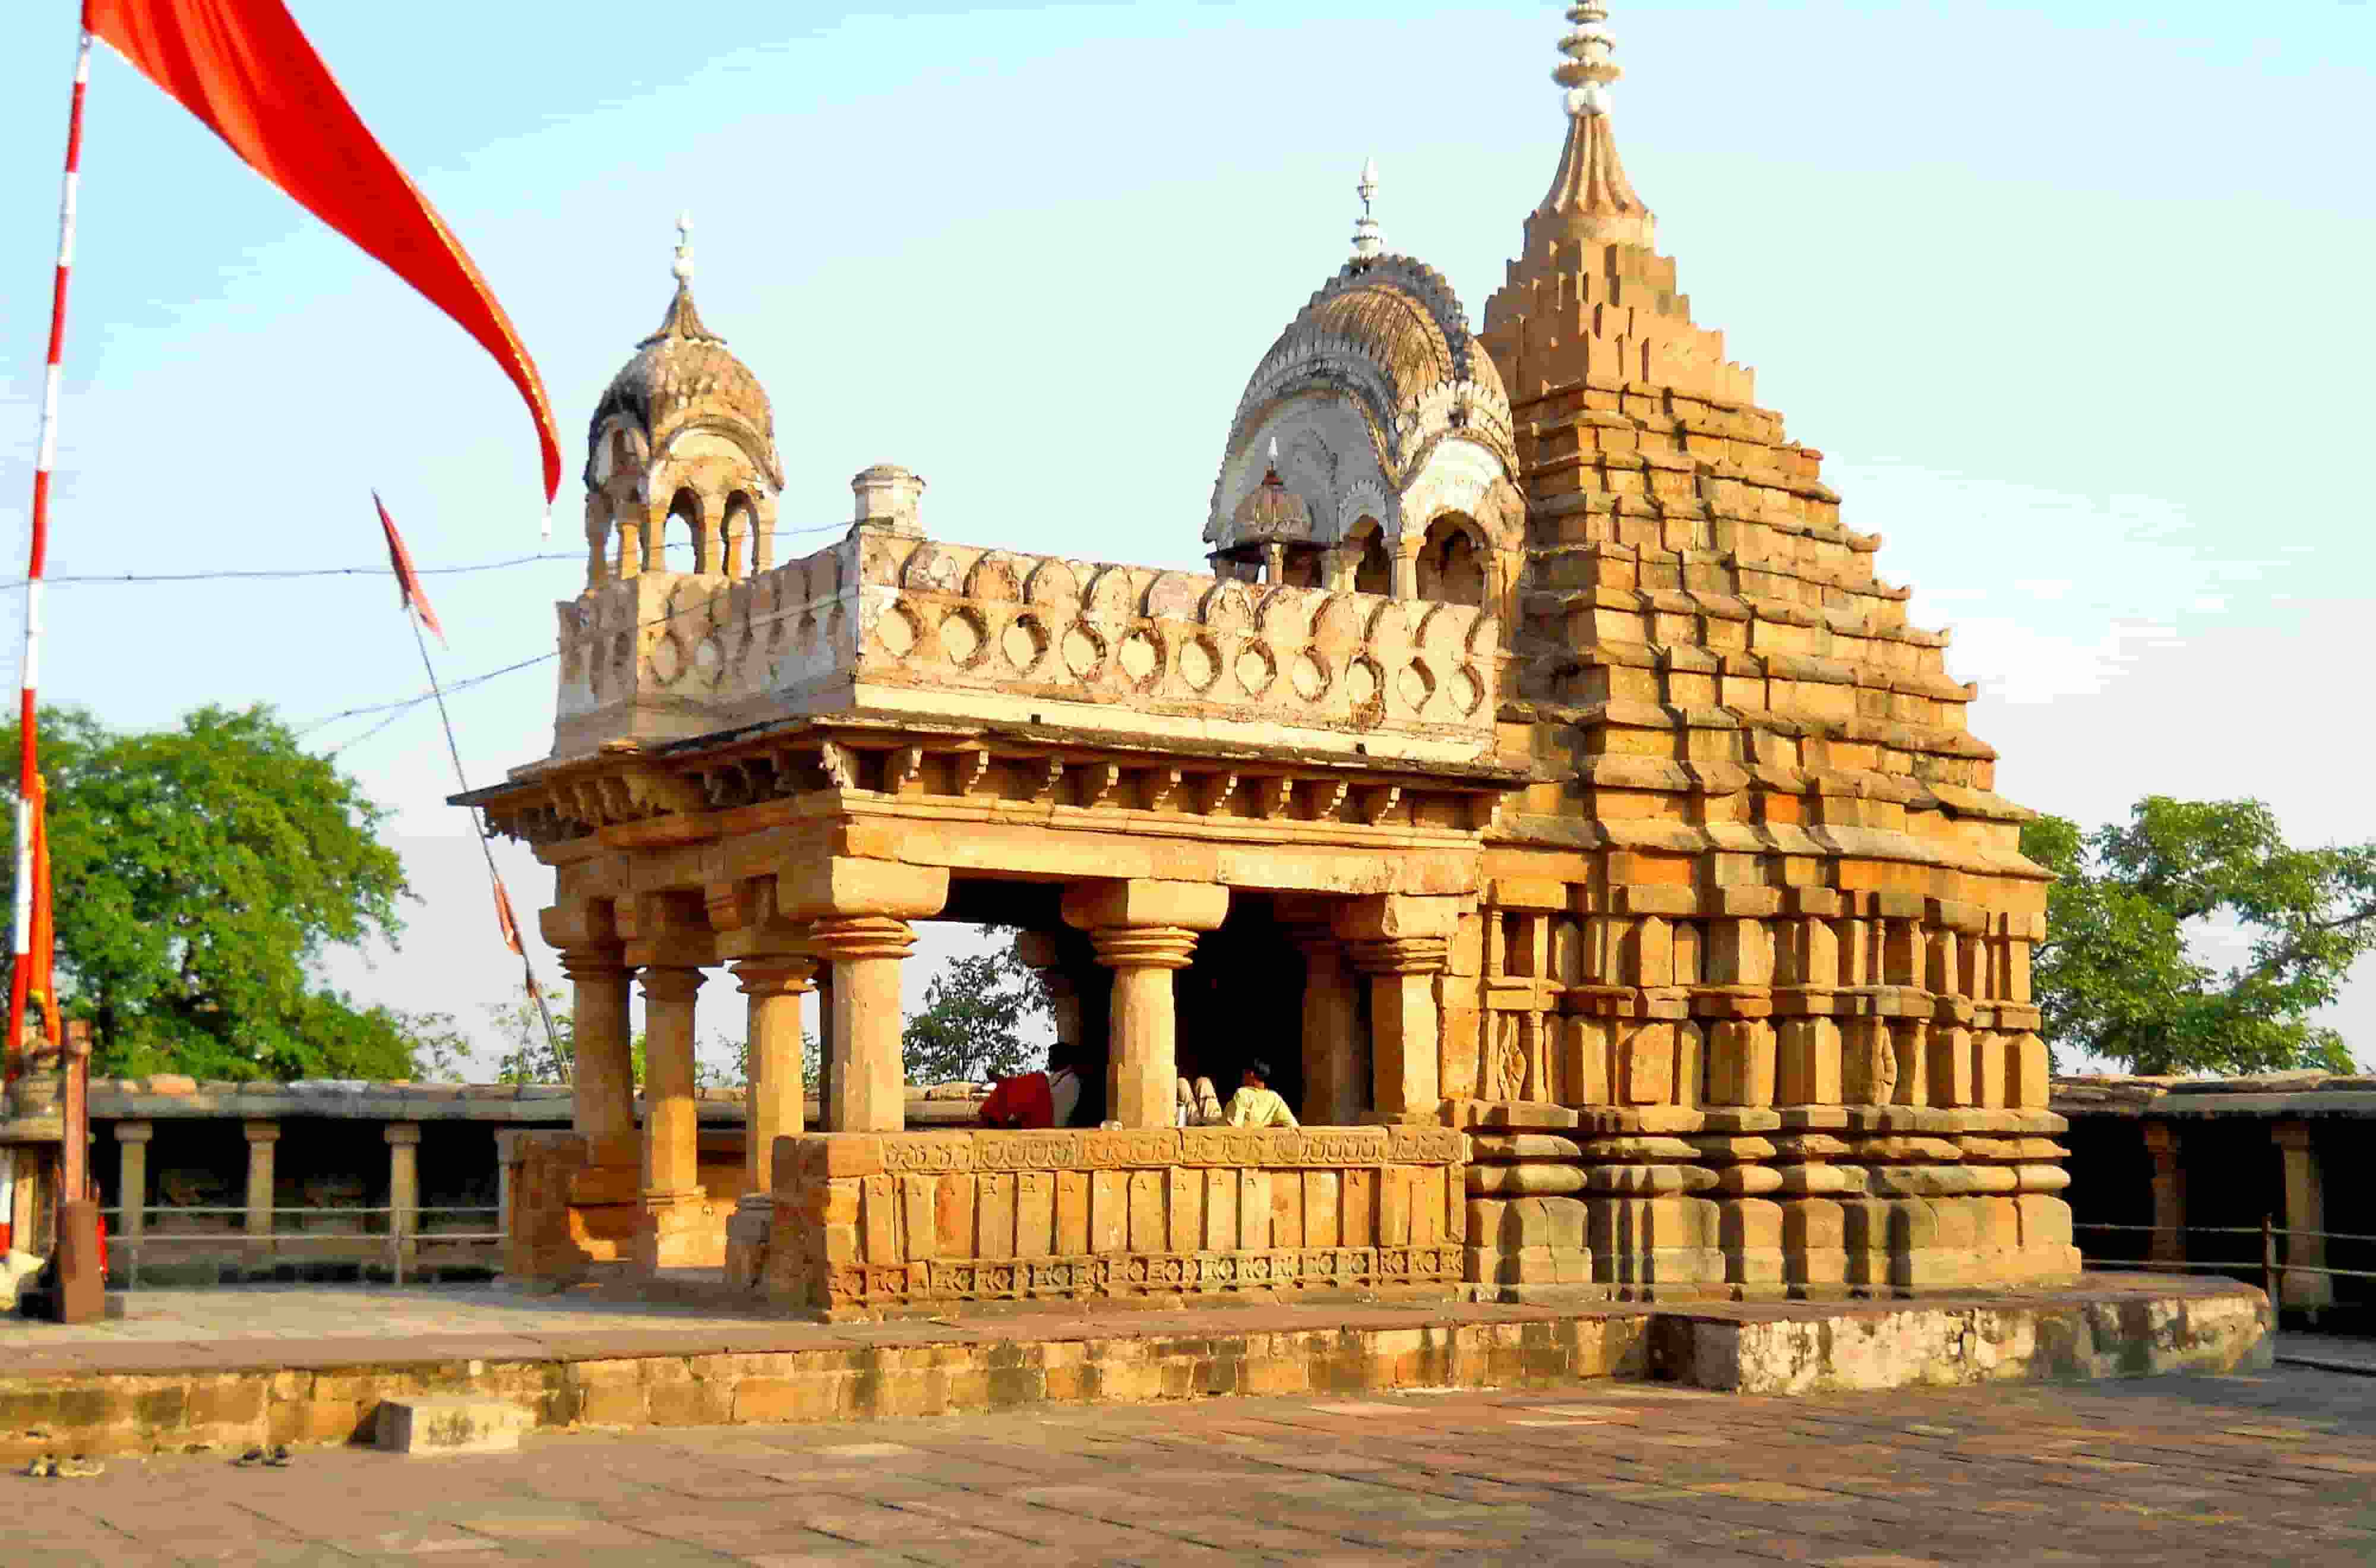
(2144, 1121, 2184, 1268)
(385, 1122, 421, 1278)
(242, 1120, 279, 1273)
(1348, 938, 1448, 1118)
(562, 950, 637, 1146)
(1091, 928, 1200, 1128)
(1295, 935, 1363, 1125)
(113, 1120, 151, 1279)
(810, 918, 915, 1133)
(2273, 1120, 2333, 1314)
(734, 957, 816, 1191)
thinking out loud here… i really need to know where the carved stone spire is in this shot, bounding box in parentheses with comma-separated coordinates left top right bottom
(643, 211, 722, 346)
(1533, 3, 1652, 248)
(1350, 157, 1386, 264)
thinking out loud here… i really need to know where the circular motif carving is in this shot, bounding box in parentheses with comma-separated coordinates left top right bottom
(1060, 624, 1105, 680)
(1344, 656, 1381, 709)
(940, 609, 985, 667)
(1117, 629, 1162, 687)
(874, 603, 918, 657)
(1289, 650, 1328, 701)
(647, 633, 682, 685)
(693, 636, 724, 684)
(1451, 662, 1485, 715)
(1177, 636, 1219, 693)
(1396, 659, 1435, 711)
(1001, 614, 1048, 673)
(1234, 641, 1277, 696)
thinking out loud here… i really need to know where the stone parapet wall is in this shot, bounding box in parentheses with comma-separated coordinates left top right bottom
(552, 529, 1504, 763)
(760, 1126, 1468, 1319)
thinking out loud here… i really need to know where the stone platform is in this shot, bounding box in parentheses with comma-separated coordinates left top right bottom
(0, 1274, 2265, 1461)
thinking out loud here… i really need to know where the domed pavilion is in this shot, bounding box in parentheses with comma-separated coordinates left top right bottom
(469, 2, 2071, 1317)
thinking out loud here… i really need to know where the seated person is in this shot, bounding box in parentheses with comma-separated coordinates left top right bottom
(980, 1043, 1086, 1130)
(1176, 1070, 1224, 1127)
(1222, 1059, 1298, 1128)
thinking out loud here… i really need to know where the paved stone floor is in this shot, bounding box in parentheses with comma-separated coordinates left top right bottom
(7, 1366, 2373, 1566)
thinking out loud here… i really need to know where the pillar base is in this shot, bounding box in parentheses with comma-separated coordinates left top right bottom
(631, 1189, 726, 1273)
(724, 1194, 776, 1291)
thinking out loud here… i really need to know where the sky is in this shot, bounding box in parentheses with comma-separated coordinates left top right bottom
(1, 1, 2370, 1078)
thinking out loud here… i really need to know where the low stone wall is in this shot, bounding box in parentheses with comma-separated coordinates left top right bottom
(0, 1278, 2270, 1460)
(759, 1126, 1468, 1317)
(504, 1130, 748, 1281)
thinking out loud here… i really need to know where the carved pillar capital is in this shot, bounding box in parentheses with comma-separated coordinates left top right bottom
(637, 965, 707, 1006)
(112, 1120, 153, 1145)
(731, 956, 817, 997)
(2273, 1119, 2316, 1153)
(1345, 935, 1449, 976)
(807, 916, 917, 962)
(1089, 927, 1200, 971)
(557, 949, 633, 985)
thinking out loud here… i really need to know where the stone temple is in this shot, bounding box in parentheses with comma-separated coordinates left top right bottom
(466, 1, 2074, 1319)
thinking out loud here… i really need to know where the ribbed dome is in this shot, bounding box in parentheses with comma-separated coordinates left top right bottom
(584, 282, 783, 489)
(1222, 255, 1512, 478)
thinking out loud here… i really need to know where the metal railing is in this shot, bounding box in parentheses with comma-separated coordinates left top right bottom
(96, 1204, 504, 1289)
(2075, 1217, 2376, 1300)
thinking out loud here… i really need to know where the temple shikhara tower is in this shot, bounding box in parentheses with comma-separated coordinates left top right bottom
(470, 2, 2073, 1317)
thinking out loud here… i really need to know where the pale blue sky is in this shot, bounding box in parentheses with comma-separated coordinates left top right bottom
(2, 2, 2369, 1074)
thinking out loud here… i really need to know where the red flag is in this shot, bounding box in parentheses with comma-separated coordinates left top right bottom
(84, 0, 562, 506)
(372, 491, 445, 647)
(491, 871, 525, 958)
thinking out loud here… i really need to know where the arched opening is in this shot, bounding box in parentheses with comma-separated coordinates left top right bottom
(721, 491, 757, 580)
(667, 486, 706, 574)
(1348, 519, 1391, 597)
(1416, 514, 1486, 607)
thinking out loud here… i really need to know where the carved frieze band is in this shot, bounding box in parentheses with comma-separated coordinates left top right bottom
(822, 1244, 1465, 1308)
(841, 1126, 1466, 1176)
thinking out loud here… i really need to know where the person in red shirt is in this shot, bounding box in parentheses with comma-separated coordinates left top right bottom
(980, 1044, 1086, 1130)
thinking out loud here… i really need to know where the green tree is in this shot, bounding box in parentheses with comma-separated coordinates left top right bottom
(2, 704, 416, 1082)
(2023, 797, 2376, 1075)
(901, 928, 1051, 1084)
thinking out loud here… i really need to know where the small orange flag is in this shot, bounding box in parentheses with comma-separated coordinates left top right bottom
(373, 492, 446, 648)
(491, 870, 525, 958)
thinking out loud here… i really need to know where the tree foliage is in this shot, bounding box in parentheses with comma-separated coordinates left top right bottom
(2023, 796, 2376, 1076)
(2, 704, 423, 1082)
(901, 929, 1051, 1085)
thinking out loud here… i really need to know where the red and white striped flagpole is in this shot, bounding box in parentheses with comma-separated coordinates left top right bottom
(9, 27, 93, 1058)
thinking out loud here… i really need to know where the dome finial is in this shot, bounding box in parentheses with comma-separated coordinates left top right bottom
(1350, 157, 1386, 263)
(672, 211, 695, 284)
(1554, 2, 1620, 118)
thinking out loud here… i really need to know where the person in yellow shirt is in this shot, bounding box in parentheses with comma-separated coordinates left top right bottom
(1223, 1060, 1298, 1128)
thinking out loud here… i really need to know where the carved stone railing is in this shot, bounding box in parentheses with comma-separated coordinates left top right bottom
(554, 531, 1505, 763)
(762, 1125, 1467, 1318)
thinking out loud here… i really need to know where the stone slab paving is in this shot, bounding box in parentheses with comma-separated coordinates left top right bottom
(8, 1365, 2374, 1566)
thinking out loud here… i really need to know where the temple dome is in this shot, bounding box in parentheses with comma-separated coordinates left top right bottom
(584, 278, 783, 492)
(1208, 252, 1518, 552)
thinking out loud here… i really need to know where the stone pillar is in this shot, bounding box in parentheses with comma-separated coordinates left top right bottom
(1063, 880, 1230, 1130)
(113, 1121, 152, 1273)
(243, 1120, 279, 1271)
(2143, 1121, 2184, 1267)
(734, 957, 816, 1191)
(1391, 538, 1421, 601)
(386, 1123, 421, 1277)
(637, 965, 707, 1267)
(1347, 939, 1450, 1119)
(810, 918, 916, 1133)
(561, 950, 637, 1145)
(1296, 935, 1364, 1125)
(2273, 1120, 2333, 1314)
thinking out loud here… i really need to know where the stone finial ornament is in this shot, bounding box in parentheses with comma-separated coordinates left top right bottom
(671, 210, 695, 283)
(1554, 1, 1620, 118)
(1350, 157, 1385, 263)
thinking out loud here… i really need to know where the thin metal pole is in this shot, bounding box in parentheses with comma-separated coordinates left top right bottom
(402, 600, 564, 1065)
(9, 29, 91, 1061)
(2263, 1212, 2278, 1307)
